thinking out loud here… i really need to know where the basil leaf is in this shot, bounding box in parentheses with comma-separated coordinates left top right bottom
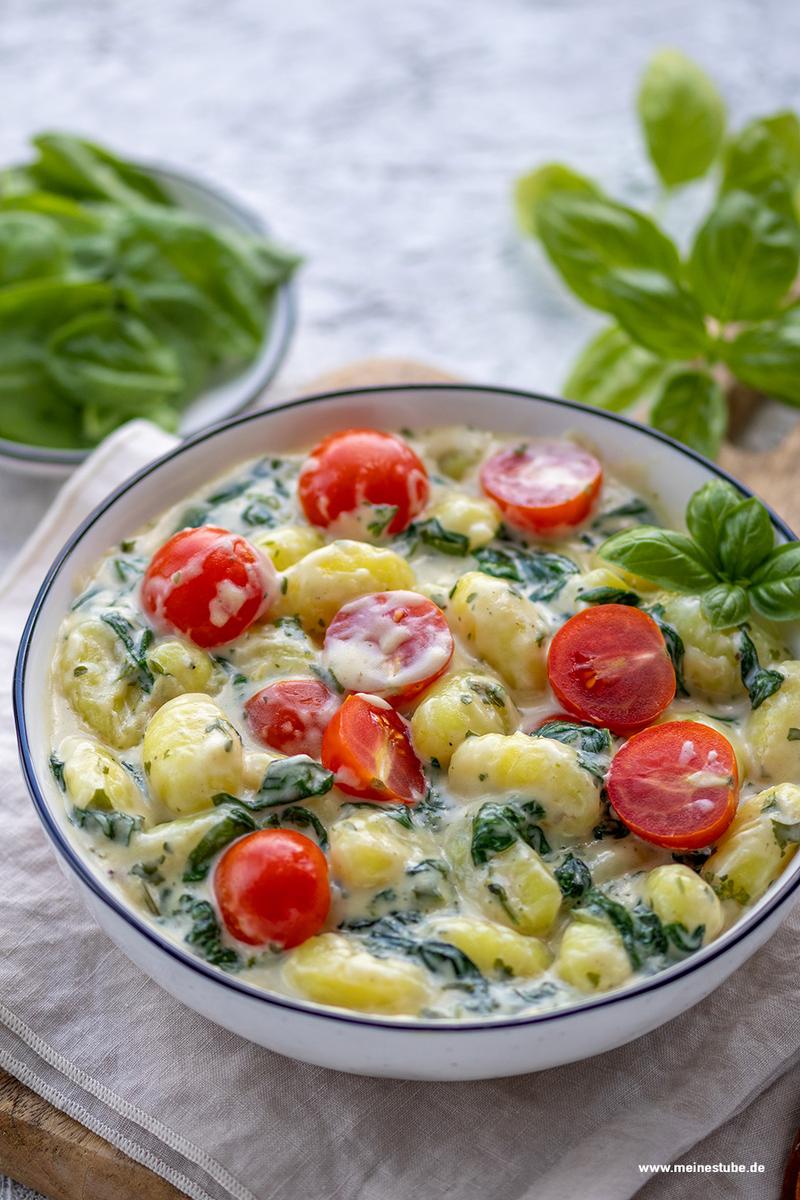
(736, 626, 784, 709)
(535, 192, 681, 313)
(255, 756, 335, 808)
(100, 611, 155, 692)
(603, 269, 709, 359)
(647, 604, 689, 697)
(563, 324, 666, 412)
(686, 480, 745, 569)
(71, 806, 141, 846)
(750, 542, 800, 620)
(717, 497, 775, 580)
(721, 111, 800, 198)
(650, 370, 727, 459)
(599, 527, 717, 592)
(637, 50, 726, 187)
(474, 543, 579, 600)
(514, 163, 599, 237)
(554, 853, 592, 900)
(723, 310, 800, 406)
(688, 190, 799, 322)
(182, 808, 256, 882)
(180, 895, 240, 969)
(664, 922, 705, 955)
(701, 582, 751, 629)
(263, 805, 328, 850)
(578, 586, 641, 607)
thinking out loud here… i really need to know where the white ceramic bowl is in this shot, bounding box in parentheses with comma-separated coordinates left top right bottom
(0, 162, 296, 478)
(14, 384, 800, 1080)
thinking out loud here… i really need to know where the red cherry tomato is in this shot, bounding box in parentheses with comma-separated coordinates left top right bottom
(547, 604, 675, 736)
(245, 678, 340, 758)
(298, 428, 429, 535)
(214, 829, 330, 948)
(606, 721, 739, 850)
(322, 591, 453, 703)
(141, 525, 277, 648)
(480, 441, 603, 534)
(321, 694, 426, 804)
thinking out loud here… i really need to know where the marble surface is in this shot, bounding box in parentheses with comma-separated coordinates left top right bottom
(2, 0, 800, 1195)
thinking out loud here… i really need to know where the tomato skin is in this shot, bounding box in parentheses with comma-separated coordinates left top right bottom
(214, 829, 330, 948)
(606, 721, 739, 850)
(298, 429, 429, 535)
(245, 679, 340, 758)
(480, 441, 603, 534)
(547, 604, 675, 736)
(323, 591, 454, 703)
(141, 525, 277, 648)
(321, 694, 426, 804)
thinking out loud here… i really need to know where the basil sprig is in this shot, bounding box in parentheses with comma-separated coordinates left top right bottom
(515, 50, 800, 458)
(599, 479, 800, 627)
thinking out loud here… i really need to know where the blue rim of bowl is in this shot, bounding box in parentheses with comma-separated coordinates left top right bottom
(0, 160, 297, 469)
(14, 382, 800, 1034)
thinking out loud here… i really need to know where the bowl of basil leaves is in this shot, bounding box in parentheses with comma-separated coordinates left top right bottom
(0, 133, 300, 475)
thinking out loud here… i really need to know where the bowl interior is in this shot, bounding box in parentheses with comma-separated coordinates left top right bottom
(0, 163, 295, 475)
(16, 384, 800, 1025)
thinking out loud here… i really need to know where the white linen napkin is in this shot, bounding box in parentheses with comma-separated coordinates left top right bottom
(2, 419, 800, 1200)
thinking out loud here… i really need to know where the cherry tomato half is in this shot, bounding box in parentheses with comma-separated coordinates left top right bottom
(480, 441, 602, 534)
(245, 678, 340, 758)
(214, 829, 330, 948)
(547, 604, 675, 736)
(298, 428, 429, 535)
(321, 693, 426, 804)
(322, 591, 453, 703)
(606, 721, 739, 850)
(141, 525, 277, 648)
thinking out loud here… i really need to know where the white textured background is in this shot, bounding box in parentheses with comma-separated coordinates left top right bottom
(2, 0, 800, 1195)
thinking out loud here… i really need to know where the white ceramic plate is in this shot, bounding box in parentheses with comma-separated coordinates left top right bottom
(0, 162, 296, 478)
(14, 385, 800, 1079)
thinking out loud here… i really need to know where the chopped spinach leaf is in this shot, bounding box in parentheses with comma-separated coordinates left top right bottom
(647, 604, 689, 697)
(121, 760, 148, 792)
(554, 852, 592, 900)
(242, 497, 279, 526)
(471, 799, 549, 866)
(113, 557, 144, 585)
(406, 858, 449, 876)
(263, 805, 328, 849)
(49, 753, 66, 792)
(593, 794, 630, 840)
(771, 817, 800, 852)
(788, 728, 800, 741)
(206, 477, 251, 504)
(70, 806, 141, 845)
(101, 611, 155, 692)
(182, 808, 255, 881)
(414, 517, 470, 557)
(254, 756, 334, 807)
(591, 498, 659, 537)
(532, 719, 612, 780)
(736, 626, 784, 709)
(474, 543, 579, 601)
(179, 895, 240, 969)
(174, 505, 209, 531)
(579, 586, 641, 607)
(366, 505, 399, 537)
(664, 922, 705, 955)
(579, 890, 667, 969)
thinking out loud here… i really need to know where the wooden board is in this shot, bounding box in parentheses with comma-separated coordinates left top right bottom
(3, 354, 798, 1200)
